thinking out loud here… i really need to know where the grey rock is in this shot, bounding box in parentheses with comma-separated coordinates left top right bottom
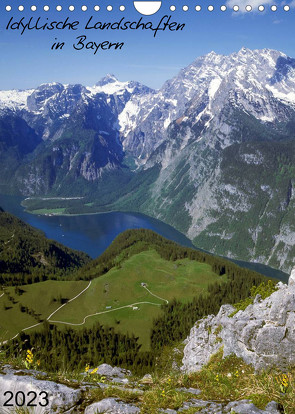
(182, 278, 295, 372)
(0, 368, 83, 413)
(264, 401, 282, 413)
(254, 294, 262, 304)
(97, 382, 109, 390)
(288, 266, 295, 286)
(94, 363, 131, 379)
(87, 363, 131, 383)
(139, 373, 153, 384)
(2, 365, 48, 378)
(179, 399, 223, 413)
(176, 399, 280, 413)
(181, 304, 235, 371)
(224, 399, 281, 413)
(84, 398, 140, 414)
(176, 387, 201, 395)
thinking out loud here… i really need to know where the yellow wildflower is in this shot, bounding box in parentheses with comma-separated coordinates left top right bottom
(276, 373, 290, 393)
(90, 367, 98, 375)
(85, 364, 90, 373)
(26, 350, 33, 365)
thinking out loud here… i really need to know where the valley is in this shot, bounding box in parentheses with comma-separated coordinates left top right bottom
(2, 48, 295, 272)
(0, 194, 288, 281)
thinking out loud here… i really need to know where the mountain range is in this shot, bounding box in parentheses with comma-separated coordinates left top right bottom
(2, 47, 295, 272)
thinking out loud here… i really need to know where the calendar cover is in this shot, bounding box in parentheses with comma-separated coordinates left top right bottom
(0, 1, 294, 413)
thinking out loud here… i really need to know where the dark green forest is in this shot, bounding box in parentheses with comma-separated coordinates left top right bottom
(0, 208, 90, 285)
(5, 322, 152, 373)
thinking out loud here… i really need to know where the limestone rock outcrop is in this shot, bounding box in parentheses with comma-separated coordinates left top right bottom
(182, 275, 295, 373)
(0, 364, 134, 413)
(0, 365, 83, 413)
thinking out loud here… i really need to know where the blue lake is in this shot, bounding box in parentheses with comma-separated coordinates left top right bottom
(0, 195, 195, 258)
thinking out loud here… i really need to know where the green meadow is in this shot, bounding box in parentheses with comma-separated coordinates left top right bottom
(0, 250, 226, 349)
(0, 281, 87, 341)
(30, 208, 67, 215)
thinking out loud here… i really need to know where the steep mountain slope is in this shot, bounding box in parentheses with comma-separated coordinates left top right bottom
(0, 77, 152, 194)
(2, 48, 295, 271)
(114, 48, 295, 272)
(139, 49, 295, 272)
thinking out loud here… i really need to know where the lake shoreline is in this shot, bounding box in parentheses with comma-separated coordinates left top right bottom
(0, 193, 289, 282)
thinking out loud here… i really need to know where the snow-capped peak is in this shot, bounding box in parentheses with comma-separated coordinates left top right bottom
(96, 74, 118, 87)
(0, 89, 34, 111)
(2, 48, 295, 162)
(87, 75, 152, 97)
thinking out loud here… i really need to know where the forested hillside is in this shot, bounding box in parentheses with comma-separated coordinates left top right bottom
(0, 208, 90, 285)
(2, 227, 272, 375)
(71, 228, 269, 283)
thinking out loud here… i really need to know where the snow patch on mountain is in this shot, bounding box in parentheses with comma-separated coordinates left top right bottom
(88, 80, 132, 96)
(0, 89, 34, 111)
(208, 78, 222, 99)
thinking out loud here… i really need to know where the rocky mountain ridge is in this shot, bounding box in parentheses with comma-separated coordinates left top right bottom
(182, 269, 295, 374)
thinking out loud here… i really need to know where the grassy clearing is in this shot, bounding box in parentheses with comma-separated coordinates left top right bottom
(0, 250, 225, 348)
(30, 208, 66, 215)
(54, 250, 226, 348)
(0, 280, 88, 339)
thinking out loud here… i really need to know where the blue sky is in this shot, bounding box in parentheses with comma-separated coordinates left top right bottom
(1, 1, 295, 90)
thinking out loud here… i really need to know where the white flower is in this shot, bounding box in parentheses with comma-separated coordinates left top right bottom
(227, 373, 232, 377)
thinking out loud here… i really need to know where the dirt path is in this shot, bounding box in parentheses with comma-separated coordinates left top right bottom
(1, 281, 169, 342)
(48, 284, 169, 326)
(4, 233, 15, 245)
(142, 285, 169, 304)
(49, 301, 163, 326)
(47, 281, 91, 320)
(1, 281, 92, 344)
